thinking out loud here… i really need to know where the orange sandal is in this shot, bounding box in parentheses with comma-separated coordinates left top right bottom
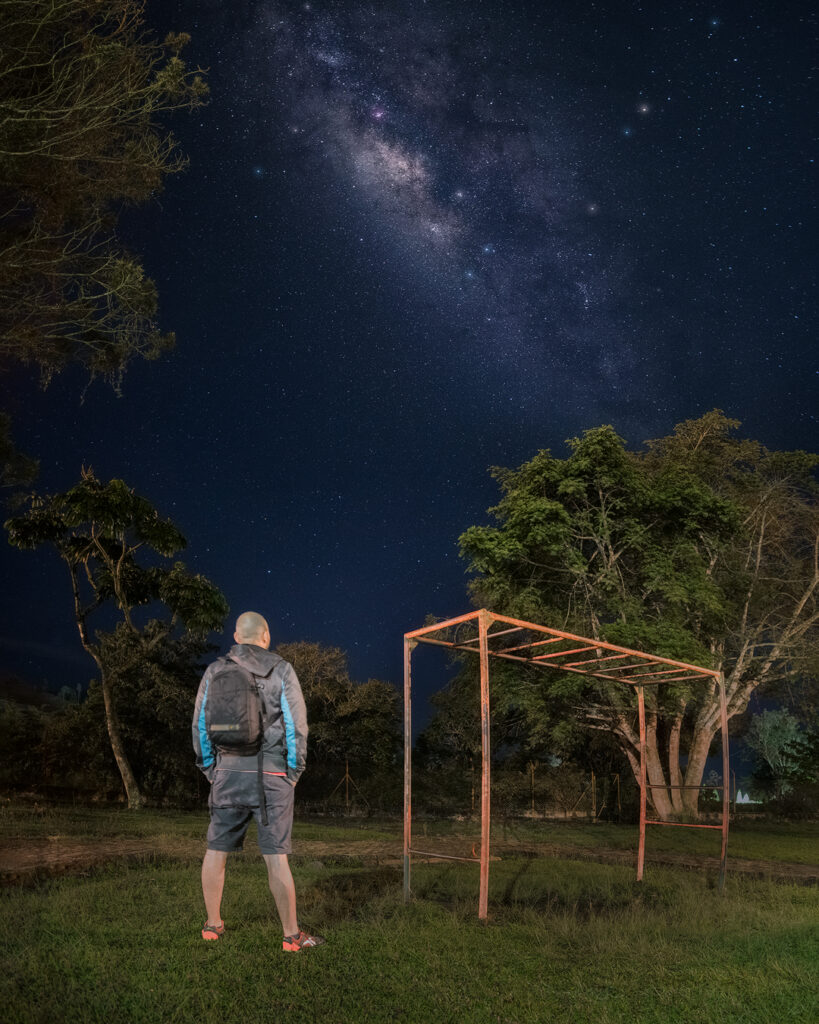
(202, 920, 225, 941)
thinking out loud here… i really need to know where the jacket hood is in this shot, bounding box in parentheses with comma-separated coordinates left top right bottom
(228, 643, 284, 678)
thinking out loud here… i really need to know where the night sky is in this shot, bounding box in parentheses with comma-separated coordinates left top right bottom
(2, 0, 816, 713)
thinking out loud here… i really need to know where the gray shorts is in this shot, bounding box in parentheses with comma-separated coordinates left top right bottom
(207, 770, 294, 855)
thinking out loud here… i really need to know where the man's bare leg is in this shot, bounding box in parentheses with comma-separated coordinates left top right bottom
(202, 849, 228, 926)
(264, 853, 298, 936)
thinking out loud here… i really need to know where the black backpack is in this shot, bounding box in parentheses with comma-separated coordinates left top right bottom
(205, 657, 265, 756)
(205, 656, 271, 823)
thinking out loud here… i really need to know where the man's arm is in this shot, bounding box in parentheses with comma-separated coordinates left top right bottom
(192, 669, 216, 782)
(280, 663, 308, 785)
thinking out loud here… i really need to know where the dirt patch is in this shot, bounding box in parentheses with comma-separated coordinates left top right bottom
(1, 834, 816, 886)
(0, 836, 199, 885)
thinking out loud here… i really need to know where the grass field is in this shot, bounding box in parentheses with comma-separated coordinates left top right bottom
(2, 808, 818, 1024)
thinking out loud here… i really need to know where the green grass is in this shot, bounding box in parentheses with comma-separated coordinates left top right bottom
(2, 849, 817, 1024)
(0, 803, 397, 844)
(419, 817, 819, 865)
(4, 802, 818, 865)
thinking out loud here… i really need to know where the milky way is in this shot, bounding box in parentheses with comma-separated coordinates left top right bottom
(246, 2, 634, 407)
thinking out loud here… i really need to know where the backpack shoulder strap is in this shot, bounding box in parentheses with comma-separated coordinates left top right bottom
(224, 654, 272, 724)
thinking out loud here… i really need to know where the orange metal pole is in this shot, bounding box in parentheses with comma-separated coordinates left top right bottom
(637, 685, 647, 882)
(405, 609, 482, 638)
(403, 636, 413, 904)
(478, 609, 492, 919)
(718, 673, 730, 890)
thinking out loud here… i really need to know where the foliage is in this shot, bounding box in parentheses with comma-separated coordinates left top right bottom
(276, 640, 402, 810)
(457, 411, 819, 818)
(4, 469, 228, 807)
(744, 708, 819, 815)
(0, 699, 47, 789)
(744, 709, 803, 799)
(0, 410, 37, 488)
(0, 0, 207, 385)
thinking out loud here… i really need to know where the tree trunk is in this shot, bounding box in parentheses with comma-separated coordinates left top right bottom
(668, 710, 685, 816)
(617, 696, 721, 820)
(100, 667, 144, 809)
(644, 711, 675, 820)
(682, 718, 717, 818)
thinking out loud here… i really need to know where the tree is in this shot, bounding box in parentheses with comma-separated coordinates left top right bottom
(5, 468, 228, 808)
(744, 709, 803, 799)
(459, 411, 819, 818)
(0, 0, 207, 385)
(0, 411, 37, 488)
(276, 640, 402, 805)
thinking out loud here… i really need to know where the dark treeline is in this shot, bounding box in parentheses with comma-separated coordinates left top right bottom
(0, 640, 404, 812)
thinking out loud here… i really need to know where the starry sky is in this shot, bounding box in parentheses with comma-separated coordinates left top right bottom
(1, 0, 816, 710)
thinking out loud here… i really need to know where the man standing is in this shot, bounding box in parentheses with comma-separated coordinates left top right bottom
(192, 611, 325, 951)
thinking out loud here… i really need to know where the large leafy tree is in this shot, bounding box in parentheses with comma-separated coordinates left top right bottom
(5, 469, 228, 808)
(0, 0, 207, 385)
(744, 709, 803, 800)
(459, 412, 819, 818)
(276, 640, 402, 805)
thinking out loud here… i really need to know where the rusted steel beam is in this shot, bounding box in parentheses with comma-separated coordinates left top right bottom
(622, 668, 711, 682)
(637, 685, 647, 882)
(645, 820, 724, 830)
(403, 636, 414, 905)
(408, 849, 482, 864)
(582, 660, 676, 674)
(412, 635, 485, 653)
(457, 626, 524, 646)
(497, 636, 565, 654)
(646, 783, 725, 790)
(718, 673, 730, 891)
(559, 652, 634, 668)
(531, 645, 599, 661)
(478, 609, 492, 920)
(405, 610, 483, 639)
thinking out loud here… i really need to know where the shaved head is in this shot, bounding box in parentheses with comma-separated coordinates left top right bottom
(234, 611, 270, 647)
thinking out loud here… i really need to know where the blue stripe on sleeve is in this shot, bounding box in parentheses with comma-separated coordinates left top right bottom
(280, 687, 297, 770)
(198, 677, 215, 770)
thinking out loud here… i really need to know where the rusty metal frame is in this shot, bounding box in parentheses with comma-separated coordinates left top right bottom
(403, 609, 730, 919)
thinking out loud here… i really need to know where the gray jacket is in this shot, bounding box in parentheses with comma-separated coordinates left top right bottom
(192, 644, 308, 784)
